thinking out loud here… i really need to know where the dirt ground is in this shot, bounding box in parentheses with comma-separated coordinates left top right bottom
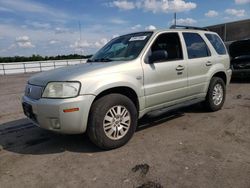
(0, 74, 250, 188)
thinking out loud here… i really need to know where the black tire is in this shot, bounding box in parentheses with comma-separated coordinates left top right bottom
(204, 77, 226, 112)
(87, 94, 138, 150)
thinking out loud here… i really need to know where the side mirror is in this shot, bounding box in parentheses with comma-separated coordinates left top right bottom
(148, 50, 168, 64)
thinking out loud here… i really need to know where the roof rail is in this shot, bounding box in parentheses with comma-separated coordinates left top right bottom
(170, 25, 209, 31)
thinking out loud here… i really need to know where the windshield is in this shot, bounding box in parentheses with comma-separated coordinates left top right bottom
(89, 32, 153, 62)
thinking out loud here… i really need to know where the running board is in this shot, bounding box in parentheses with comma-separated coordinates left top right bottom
(146, 98, 205, 117)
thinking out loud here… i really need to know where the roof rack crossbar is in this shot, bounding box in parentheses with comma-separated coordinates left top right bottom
(170, 25, 209, 31)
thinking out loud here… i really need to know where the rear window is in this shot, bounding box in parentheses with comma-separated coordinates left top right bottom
(183, 33, 211, 59)
(205, 34, 227, 55)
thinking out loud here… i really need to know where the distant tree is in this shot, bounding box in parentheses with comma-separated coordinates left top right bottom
(0, 54, 92, 63)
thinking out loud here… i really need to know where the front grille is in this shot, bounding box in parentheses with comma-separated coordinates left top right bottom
(25, 84, 43, 100)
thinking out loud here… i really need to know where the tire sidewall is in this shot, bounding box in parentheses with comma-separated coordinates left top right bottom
(206, 77, 226, 111)
(88, 94, 137, 149)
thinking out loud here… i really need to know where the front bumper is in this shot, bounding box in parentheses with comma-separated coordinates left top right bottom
(22, 95, 95, 134)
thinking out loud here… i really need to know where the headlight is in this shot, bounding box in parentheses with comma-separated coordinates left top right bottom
(42, 82, 81, 98)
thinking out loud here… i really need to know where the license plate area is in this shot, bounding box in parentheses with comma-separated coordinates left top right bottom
(22, 102, 37, 122)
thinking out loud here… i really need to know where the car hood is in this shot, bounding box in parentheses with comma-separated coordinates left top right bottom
(28, 61, 127, 86)
(229, 39, 250, 58)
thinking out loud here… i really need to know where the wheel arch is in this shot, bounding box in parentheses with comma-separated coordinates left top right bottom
(93, 86, 140, 112)
(211, 71, 227, 85)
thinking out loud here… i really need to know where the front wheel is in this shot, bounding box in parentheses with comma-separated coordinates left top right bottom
(204, 77, 226, 112)
(87, 94, 138, 149)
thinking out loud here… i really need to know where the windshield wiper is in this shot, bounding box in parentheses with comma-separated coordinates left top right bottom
(89, 58, 113, 62)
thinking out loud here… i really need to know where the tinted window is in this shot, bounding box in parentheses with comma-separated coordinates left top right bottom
(183, 33, 210, 59)
(205, 34, 227, 55)
(150, 33, 183, 61)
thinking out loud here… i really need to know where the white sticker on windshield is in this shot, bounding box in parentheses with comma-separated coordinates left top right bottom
(129, 36, 147, 41)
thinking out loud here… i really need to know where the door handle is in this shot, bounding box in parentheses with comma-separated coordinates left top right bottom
(206, 61, 212, 66)
(176, 65, 184, 71)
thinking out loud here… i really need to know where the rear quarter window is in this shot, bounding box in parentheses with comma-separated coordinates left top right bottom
(205, 34, 227, 55)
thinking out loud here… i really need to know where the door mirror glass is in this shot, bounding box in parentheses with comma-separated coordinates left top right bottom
(149, 50, 168, 63)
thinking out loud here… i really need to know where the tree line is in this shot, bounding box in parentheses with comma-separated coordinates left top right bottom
(0, 54, 92, 63)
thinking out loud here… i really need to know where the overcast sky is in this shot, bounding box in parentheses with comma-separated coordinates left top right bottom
(0, 0, 249, 57)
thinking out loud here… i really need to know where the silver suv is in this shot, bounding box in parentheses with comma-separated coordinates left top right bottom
(22, 26, 232, 149)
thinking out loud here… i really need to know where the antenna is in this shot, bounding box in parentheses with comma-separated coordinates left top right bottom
(168, 0, 176, 27)
(78, 21, 82, 41)
(78, 21, 83, 56)
(174, 12, 177, 27)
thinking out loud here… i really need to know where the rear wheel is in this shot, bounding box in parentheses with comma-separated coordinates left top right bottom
(87, 94, 137, 149)
(204, 77, 226, 111)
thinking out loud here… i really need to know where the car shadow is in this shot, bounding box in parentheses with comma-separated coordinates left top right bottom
(0, 105, 201, 155)
(0, 118, 102, 155)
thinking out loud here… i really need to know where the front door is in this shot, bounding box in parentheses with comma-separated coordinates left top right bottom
(142, 32, 188, 109)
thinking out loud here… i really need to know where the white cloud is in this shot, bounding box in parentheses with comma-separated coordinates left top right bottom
(205, 10, 218, 17)
(173, 18, 197, 25)
(108, 0, 197, 13)
(0, 20, 134, 56)
(225, 9, 246, 17)
(112, 34, 120, 39)
(55, 27, 70, 34)
(94, 38, 109, 48)
(28, 21, 51, 29)
(145, 25, 157, 30)
(110, 18, 127, 24)
(131, 24, 142, 30)
(70, 40, 91, 51)
(70, 38, 109, 52)
(235, 0, 250, 4)
(109, 0, 135, 10)
(49, 40, 60, 45)
(15, 36, 35, 48)
(140, 0, 197, 13)
(169, 0, 197, 12)
(0, 0, 70, 22)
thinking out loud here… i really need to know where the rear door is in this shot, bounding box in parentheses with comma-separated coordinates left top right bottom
(182, 32, 213, 97)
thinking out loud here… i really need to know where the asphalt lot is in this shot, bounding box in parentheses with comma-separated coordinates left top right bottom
(0, 73, 250, 188)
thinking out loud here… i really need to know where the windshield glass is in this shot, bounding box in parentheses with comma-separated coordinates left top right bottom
(89, 32, 153, 62)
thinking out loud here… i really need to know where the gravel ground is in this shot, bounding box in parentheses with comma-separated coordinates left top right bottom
(0, 73, 250, 188)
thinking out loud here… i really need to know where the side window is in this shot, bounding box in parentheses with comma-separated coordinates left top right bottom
(205, 34, 227, 55)
(183, 33, 211, 59)
(150, 33, 183, 61)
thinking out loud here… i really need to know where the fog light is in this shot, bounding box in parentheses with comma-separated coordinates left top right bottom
(50, 118, 61, 129)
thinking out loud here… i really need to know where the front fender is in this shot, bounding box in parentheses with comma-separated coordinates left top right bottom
(80, 73, 144, 98)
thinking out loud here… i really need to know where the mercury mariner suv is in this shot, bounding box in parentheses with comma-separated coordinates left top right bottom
(22, 26, 232, 149)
